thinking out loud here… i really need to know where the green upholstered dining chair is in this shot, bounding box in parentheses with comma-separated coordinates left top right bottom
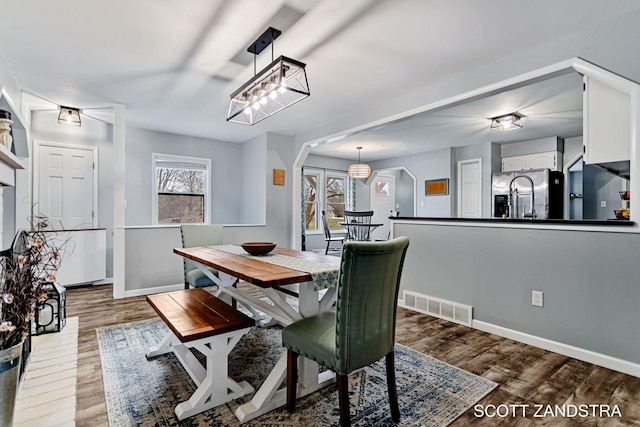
(282, 236, 410, 427)
(180, 224, 223, 289)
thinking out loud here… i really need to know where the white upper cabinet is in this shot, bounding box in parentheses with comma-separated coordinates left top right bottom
(502, 151, 561, 172)
(583, 75, 630, 165)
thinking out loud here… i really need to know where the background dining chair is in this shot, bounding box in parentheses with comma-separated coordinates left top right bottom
(282, 236, 410, 427)
(180, 224, 223, 289)
(321, 210, 345, 255)
(343, 210, 374, 241)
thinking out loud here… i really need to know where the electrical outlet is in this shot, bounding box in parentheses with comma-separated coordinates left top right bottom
(601, 200, 607, 208)
(532, 291, 544, 307)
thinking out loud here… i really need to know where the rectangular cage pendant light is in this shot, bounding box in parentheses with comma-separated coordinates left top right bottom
(227, 28, 310, 126)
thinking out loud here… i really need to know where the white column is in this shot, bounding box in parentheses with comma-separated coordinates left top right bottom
(113, 104, 126, 298)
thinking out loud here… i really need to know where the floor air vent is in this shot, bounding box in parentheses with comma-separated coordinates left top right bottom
(400, 291, 473, 327)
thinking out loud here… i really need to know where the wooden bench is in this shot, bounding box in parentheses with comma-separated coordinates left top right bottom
(146, 288, 255, 420)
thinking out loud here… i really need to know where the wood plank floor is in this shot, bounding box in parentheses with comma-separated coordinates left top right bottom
(67, 284, 640, 426)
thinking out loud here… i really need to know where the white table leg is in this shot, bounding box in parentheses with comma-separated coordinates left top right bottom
(147, 327, 254, 421)
(235, 281, 335, 423)
(146, 331, 180, 357)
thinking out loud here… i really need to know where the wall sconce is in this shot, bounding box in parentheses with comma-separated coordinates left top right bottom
(227, 27, 310, 126)
(490, 113, 522, 131)
(58, 106, 81, 127)
(347, 147, 371, 179)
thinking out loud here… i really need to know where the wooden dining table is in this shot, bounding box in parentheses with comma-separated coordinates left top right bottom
(173, 244, 340, 423)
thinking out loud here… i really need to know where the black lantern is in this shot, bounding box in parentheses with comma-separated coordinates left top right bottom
(34, 282, 66, 335)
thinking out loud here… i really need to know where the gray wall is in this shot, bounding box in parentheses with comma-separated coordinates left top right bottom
(371, 148, 453, 217)
(394, 221, 640, 364)
(125, 126, 265, 225)
(123, 132, 295, 292)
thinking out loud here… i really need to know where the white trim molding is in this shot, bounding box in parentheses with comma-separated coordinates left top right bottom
(124, 283, 184, 298)
(473, 320, 640, 378)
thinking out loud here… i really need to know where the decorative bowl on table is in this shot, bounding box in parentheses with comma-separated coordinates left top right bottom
(241, 242, 276, 255)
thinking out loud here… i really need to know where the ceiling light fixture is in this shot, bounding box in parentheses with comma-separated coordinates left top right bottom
(227, 27, 310, 126)
(490, 113, 522, 131)
(348, 147, 371, 179)
(58, 106, 81, 127)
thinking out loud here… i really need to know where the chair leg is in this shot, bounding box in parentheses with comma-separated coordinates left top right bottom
(337, 374, 351, 427)
(325, 240, 330, 255)
(184, 282, 190, 290)
(385, 352, 400, 423)
(286, 350, 298, 413)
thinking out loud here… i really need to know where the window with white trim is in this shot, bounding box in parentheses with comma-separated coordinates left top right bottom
(153, 153, 210, 224)
(304, 168, 348, 232)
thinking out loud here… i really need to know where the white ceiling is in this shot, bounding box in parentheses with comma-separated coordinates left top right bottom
(1, 0, 639, 161)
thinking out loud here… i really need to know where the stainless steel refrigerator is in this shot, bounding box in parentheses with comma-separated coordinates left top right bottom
(492, 168, 564, 219)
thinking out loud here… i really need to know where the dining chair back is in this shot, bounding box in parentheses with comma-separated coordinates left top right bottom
(321, 210, 345, 254)
(180, 224, 223, 289)
(282, 236, 410, 427)
(343, 210, 374, 241)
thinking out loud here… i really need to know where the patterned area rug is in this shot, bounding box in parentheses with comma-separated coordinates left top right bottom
(97, 319, 497, 427)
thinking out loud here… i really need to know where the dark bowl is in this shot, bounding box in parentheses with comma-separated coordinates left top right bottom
(241, 242, 276, 255)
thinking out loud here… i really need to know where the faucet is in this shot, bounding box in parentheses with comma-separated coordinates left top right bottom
(508, 175, 537, 219)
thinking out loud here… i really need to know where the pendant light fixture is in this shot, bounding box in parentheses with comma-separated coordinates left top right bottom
(58, 106, 82, 127)
(490, 113, 522, 131)
(348, 147, 371, 179)
(227, 27, 310, 126)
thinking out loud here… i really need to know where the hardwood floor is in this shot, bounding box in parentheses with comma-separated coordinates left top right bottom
(67, 284, 640, 426)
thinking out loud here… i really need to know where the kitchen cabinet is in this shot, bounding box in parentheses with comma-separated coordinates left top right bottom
(583, 75, 630, 165)
(52, 228, 107, 286)
(502, 151, 561, 172)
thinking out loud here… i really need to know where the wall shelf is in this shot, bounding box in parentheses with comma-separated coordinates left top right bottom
(0, 86, 28, 183)
(0, 143, 24, 169)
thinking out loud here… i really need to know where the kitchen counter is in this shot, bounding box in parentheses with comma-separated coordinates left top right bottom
(392, 216, 634, 226)
(391, 216, 640, 374)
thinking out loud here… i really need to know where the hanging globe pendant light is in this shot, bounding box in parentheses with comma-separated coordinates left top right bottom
(348, 147, 371, 179)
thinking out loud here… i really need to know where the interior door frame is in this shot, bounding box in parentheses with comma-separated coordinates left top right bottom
(369, 173, 395, 240)
(33, 140, 99, 228)
(457, 158, 482, 218)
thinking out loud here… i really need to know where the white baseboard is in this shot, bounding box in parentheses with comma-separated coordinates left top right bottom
(92, 277, 114, 285)
(473, 320, 640, 378)
(124, 283, 184, 298)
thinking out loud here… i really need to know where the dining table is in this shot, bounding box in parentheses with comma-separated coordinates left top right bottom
(173, 244, 341, 423)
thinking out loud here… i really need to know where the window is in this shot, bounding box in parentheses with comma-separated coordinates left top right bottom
(325, 173, 346, 230)
(304, 168, 348, 232)
(153, 153, 210, 224)
(303, 171, 319, 231)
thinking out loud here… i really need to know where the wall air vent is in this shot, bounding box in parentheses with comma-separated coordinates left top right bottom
(399, 291, 473, 327)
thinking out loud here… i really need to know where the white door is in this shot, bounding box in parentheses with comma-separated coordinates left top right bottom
(35, 143, 96, 230)
(370, 174, 395, 240)
(457, 159, 482, 218)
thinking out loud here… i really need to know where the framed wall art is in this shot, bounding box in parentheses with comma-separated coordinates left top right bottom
(425, 178, 449, 196)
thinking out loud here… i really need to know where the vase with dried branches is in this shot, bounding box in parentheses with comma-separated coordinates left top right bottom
(0, 214, 65, 426)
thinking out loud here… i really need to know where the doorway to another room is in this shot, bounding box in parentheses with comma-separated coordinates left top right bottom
(370, 174, 395, 241)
